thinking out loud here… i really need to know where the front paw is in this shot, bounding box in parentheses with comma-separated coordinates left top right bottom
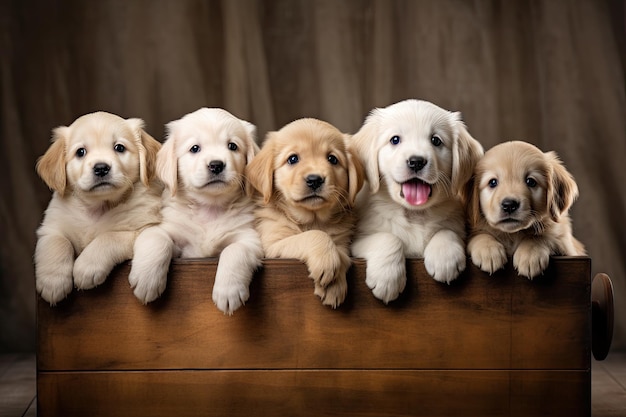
(468, 235, 507, 275)
(424, 236, 465, 284)
(36, 272, 73, 305)
(365, 260, 406, 304)
(73, 254, 109, 290)
(314, 276, 347, 308)
(129, 268, 168, 304)
(513, 242, 550, 279)
(307, 249, 342, 288)
(212, 280, 250, 315)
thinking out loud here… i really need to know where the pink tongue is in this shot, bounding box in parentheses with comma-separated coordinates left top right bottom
(402, 181, 431, 206)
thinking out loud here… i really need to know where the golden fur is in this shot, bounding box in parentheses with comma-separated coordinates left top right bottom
(35, 111, 162, 304)
(246, 118, 364, 308)
(350, 99, 484, 303)
(465, 140, 586, 278)
(129, 108, 262, 314)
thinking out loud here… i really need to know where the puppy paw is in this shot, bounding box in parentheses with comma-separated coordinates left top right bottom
(36, 273, 73, 305)
(315, 276, 347, 308)
(424, 232, 466, 284)
(129, 269, 168, 304)
(307, 249, 343, 288)
(365, 261, 406, 304)
(73, 255, 109, 290)
(212, 280, 250, 315)
(513, 242, 550, 279)
(468, 234, 507, 274)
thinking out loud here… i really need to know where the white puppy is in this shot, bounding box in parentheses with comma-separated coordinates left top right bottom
(350, 99, 484, 303)
(35, 111, 162, 305)
(129, 108, 262, 314)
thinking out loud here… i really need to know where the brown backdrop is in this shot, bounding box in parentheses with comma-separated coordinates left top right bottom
(1, 0, 624, 353)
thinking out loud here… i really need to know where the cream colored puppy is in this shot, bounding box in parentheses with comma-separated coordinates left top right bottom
(246, 118, 364, 308)
(350, 99, 483, 303)
(35, 111, 162, 305)
(129, 108, 262, 314)
(466, 141, 586, 278)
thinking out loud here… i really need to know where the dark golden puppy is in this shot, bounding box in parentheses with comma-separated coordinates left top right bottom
(246, 118, 364, 308)
(466, 141, 586, 278)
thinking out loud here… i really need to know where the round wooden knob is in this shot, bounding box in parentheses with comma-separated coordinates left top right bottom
(591, 273, 614, 361)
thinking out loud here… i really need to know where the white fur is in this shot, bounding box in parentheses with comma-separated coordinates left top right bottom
(128, 108, 262, 315)
(350, 99, 483, 303)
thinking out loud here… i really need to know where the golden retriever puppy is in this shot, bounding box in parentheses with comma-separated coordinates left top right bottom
(466, 140, 586, 278)
(350, 99, 484, 303)
(246, 118, 364, 308)
(129, 108, 262, 314)
(35, 111, 162, 305)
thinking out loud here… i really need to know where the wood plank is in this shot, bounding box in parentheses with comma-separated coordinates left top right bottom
(36, 369, 589, 417)
(37, 258, 590, 371)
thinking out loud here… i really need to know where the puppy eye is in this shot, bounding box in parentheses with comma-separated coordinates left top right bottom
(431, 134, 442, 147)
(114, 144, 126, 153)
(488, 178, 498, 188)
(76, 148, 86, 158)
(390, 135, 401, 145)
(190, 145, 200, 153)
(228, 142, 238, 151)
(526, 177, 537, 188)
(327, 154, 338, 165)
(287, 154, 299, 165)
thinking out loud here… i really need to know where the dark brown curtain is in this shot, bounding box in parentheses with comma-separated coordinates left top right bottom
(1, 0, 624, 352)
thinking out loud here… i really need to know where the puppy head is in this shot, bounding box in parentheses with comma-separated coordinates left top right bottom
(36, 111, 161, 200)
(470, 141, 579, 233)
(246, 118, 364, 217)
(158, 108, 258, 203)
(351, 99, 483, 210)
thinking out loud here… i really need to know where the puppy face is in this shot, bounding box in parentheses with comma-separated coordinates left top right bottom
(158, 108, 258, 202)
(351, 99, 483, 210)
(36, 112, 161, 201)
(246, 118, 363, 218)
(470, 141, 578, 233)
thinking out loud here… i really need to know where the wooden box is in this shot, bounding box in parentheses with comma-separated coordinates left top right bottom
(37, 257, 593, 417)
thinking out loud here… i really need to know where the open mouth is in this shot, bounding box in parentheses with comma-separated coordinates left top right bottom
(399, 179, 432, 206)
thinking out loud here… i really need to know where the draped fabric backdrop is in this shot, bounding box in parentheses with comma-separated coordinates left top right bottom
(1, 0, 624, 352)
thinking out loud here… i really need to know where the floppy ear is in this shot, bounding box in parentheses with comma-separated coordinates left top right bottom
(126, 118, 162, 186)
(157, 121, 180, 195)
(350, 113, 382, 193)
(241, 119, 260, 164)
(451, 118, 484, 196)
(546, 151, 579, 222)
(345, 138, 365, 206)
(245, 134, 276, 204)
(463, 172, 482, 230)
(36, 126, 69, 197)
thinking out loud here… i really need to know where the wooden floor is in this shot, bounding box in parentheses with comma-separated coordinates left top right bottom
(1, 352, 625, 416)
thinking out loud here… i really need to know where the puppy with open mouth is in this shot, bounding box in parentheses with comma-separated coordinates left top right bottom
(350, 99, 484, 303)
(34, 112, 162, 305)
(246, 118, 364, 308)
(465, 140, 586, 278)
(128, 108, 262, 315)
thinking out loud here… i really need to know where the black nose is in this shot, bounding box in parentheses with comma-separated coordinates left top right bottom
(208, 160, 225, 174)
(407, 156, 427, 172)
(501, 198, 520, 214)
(93, 163, 110, 177)
(305, 174, 324, 190)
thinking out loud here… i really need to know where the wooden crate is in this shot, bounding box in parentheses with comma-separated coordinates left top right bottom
(37, 257, 592, 417)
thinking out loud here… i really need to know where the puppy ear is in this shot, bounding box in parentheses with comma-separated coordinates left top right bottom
(126, 118, 162, 187)
(241, 119, 260, 164)
(464, 172, 482, 230)
(36, 126, 69, 197)
(451, 117, 484, 196)
(157, 121, 180, 195)
(350, 112, 382, 193)
(245, 133, 275, 204)
(546, 151, 579, 221)
(345, 136, 365, 205)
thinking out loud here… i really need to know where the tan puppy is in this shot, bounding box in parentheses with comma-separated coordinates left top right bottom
(350, 99, 484, 303)
(129, 108, 262, 314)
(466, 140, 586, 278)
(35, 111, 162, 305)
(246, 118, 364, 308)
